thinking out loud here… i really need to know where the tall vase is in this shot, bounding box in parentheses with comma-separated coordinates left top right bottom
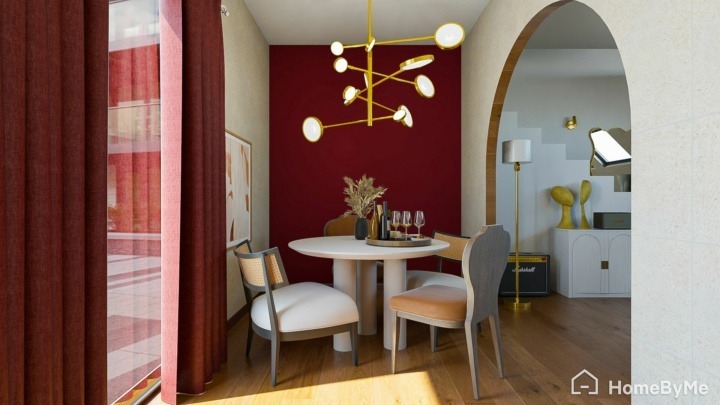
(579, 180, 592, 229)
(354, 217, 369, 240)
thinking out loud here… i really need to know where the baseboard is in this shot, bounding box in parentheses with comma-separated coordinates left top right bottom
(227, 304, 249, 329)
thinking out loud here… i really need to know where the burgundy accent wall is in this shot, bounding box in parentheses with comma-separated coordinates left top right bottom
(270, 45, 462, 283)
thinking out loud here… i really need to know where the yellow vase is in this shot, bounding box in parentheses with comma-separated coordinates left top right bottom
(579, 180, 592, 229)
(550, 186, 575, 229)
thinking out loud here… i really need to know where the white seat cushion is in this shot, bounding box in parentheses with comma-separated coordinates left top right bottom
(251, 282, 359, 333)
(406, 270, 466, 290)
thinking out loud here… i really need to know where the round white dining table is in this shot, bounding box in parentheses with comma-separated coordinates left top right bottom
(288, 236, 449, 351)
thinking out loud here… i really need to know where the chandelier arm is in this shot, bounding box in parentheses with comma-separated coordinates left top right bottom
(323, 119, 370, 129)
(342, 43, 368, 49)
(346, 65, 414, 85)
(356, 69, 403, 97)
(356, 95, 395, 113)
(371, 71, 414, 85)
(322, 114, 396, 130)
(374, 35, 434, 46)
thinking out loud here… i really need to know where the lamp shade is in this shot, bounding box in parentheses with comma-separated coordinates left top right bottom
(502, 139, 532, 164)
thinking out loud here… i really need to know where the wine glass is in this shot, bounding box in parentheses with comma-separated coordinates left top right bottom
(391, 211, 401, 235)
(402, 211, 412, 238)
(414, 211, 425, 236)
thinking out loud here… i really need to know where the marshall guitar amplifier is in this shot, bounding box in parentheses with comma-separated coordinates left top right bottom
(498, 253, 550, 296)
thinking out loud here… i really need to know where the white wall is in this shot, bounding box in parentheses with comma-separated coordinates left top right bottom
(222, 0, 269, 319)
(496, 74, 631, 255)
(463, 0, 720, 401)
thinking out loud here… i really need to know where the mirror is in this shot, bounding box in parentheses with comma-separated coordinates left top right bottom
(589, 127, 631, 191)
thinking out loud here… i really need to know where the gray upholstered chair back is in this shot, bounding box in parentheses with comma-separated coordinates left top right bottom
(461, 225, 511, 325)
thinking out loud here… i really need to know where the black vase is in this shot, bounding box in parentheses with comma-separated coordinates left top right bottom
(354, 217, 369, 240)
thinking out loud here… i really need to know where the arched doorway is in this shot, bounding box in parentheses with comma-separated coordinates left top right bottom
(489, 1, 631, 257)
(485, 0, 570, 224)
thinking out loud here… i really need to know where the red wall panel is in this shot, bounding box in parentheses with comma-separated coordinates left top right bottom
(270, 45, 462, 283)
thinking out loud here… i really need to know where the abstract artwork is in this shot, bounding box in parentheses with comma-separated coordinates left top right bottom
(225, 130, 251, 247)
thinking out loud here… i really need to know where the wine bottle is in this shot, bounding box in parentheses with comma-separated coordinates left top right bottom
(380, 201, 389, 240)
(387, 210, 392, 239)
(369, 201, 379, 239)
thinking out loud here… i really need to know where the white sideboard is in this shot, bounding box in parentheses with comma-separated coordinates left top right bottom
(551, 228, 631, 298)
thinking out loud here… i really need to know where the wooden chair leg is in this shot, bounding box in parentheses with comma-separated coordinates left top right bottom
(489, 314, 505, 378)
(465, 322, 481, 400)
(271, 338, 280, 386)
(430, 325, 439, 352)
(245, 319, 254, 356)
(351, 323, 359, 366)
(391, 311, 399, 374)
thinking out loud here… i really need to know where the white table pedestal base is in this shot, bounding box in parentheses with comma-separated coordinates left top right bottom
(357, 260, 377, 335)
(383, 259, 407, 350)
(332, 259, 356, 352)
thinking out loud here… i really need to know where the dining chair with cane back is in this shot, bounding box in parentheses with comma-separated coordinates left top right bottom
(390, 225, 511, 400)
(406, 231, 469, 290)
(234, 246, 359, 386)
(233, 240, 255, 356)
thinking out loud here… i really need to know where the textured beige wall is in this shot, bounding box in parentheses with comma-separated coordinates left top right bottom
(463, 0, 720, 400)
(222, 0, 269, 318)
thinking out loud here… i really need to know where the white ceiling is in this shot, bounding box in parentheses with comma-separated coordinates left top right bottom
(515, 2, 624, 79)
(526, 2, 617, 49)
(512, 49, 625, 79)
(242, 0, 490, 45)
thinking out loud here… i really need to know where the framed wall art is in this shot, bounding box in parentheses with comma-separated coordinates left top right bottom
(225, 129, 252, 248)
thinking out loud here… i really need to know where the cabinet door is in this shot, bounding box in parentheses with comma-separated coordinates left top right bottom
(572, 234, 603, 295)
(607, 233, 631, 294)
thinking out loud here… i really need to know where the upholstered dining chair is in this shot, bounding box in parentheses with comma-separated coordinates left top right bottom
(389, 225, 511, 400)
(406, 231, 470, 290)
(233, 246, 359, 386)
(323, 213, 359, 236)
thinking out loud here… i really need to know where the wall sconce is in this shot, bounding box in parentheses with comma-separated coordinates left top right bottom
(221, 4, 229, 17)
(565, 115, 578, 130)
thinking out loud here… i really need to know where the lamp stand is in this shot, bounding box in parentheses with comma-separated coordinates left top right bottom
(505, 162, 531, 310)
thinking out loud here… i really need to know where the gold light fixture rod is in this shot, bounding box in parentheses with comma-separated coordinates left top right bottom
(356, 69, 403, 96)
(356, 95, 395, 113)
(347, 65, 415, 85)
(367, 0, 373, 126)
(322, 114, 396, 130)
(374, 35, 434, 46)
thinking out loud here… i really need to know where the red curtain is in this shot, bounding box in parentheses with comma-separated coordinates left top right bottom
(160, 0, 227, 402)
(0, 0, 108, 404)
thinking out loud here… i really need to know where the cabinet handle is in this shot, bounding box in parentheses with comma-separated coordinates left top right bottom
(601, 260, 609, 270)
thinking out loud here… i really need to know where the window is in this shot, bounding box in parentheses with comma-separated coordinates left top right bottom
(107, 0, 161, 402)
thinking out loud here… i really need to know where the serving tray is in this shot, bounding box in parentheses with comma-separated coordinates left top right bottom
(365, 237, 432, 247)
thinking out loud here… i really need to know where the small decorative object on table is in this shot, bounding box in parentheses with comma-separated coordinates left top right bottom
(579, 180, 592, 229)
(550, 186, 575, 229)
(342, 175, 387, 240)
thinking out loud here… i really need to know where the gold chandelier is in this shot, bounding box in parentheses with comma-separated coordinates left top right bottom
(302, 0, 465, 142)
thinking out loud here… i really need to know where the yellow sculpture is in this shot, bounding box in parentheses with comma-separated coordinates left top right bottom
(579, 180, 592, 229)
(550, 186, 575, 229)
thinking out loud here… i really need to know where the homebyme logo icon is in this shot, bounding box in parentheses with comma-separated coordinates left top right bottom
(571, 369, 599, 395)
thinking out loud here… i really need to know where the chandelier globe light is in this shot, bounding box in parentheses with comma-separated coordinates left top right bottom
(302, 0, 465, 142)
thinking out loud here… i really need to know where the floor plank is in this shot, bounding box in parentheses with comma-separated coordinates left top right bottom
(168, 293, 630, 404)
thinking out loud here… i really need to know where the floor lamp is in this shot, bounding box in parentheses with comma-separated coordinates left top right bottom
(502, 139, 532, 310)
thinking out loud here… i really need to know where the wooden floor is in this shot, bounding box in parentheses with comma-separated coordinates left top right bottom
(159, 293, 630, 404)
